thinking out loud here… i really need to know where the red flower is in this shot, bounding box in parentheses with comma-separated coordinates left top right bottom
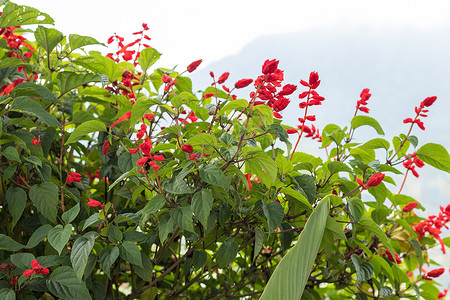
(286, 129, 298, 134)
(162, 74, 172, 83)
(426, 268, 445, 278)
(385, 250, 402, 264)
(217, 72, 230, 84)
(403, 202, 419, 212)
(67, 171, 82, 183)
(421, 96, 437, 107)
(103, 140, 110, 155)
(142, 23, 149, 30)
(111, 111, 132, 129)
(262, 59, 279, 75)
(357, 173, 385, 190)
(279, 84, 297, 96)
(23, 260, 49, 277)
(129, 148, 139, 154)
(152, 155, 165, 161)
(187, 59, 202, 72)
(143, 113, 154, 121)
(245, 173, 253, 191)
(181, 144, 194, 154)
(87, 198, 103, 208)
(32, 138, 41, 146)
(137, 156, 150, 166)
(234, 79, 253, 89)
(204, 93, 214, 99)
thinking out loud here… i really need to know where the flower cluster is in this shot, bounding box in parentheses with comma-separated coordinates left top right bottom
(162, 74, 178, 93)
(23, 260, 49, 277)
(384, 249, 402, 264)
(250, 59, 297, 119)
(134, 137, 164, 172)
(414, 204, 450, 254)
(422, 267, 445, 280)
(106, 23, 151, 65)
(355, 88, 372, 113)
(403, 96, 437, 130)
(66, 171, 82, 183)
(402, 153, 425, 177)
(105, 70, 142, 104)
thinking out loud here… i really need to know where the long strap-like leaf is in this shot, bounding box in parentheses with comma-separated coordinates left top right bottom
(260, 196, 330, 300)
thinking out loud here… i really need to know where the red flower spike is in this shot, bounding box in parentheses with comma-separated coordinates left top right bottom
(181, 144, 194, 154)
(421, 96, 437, 107)
(286, 129, 298, 134)
(262, 59, 279, 74)
(187, 59, 202, 72)
(217, 72, 230, 84)
(209, 71, 215, 78)
(103, 140, 110, 155)
(142, 23, 149, 30)
(234, 79, 253, 89)
(366, 173, 385, 187)
(403, 202, 419, 212)
(426, 268, 445, 278)
(152, 155, 164, 161)
(204, 93, 214, 99)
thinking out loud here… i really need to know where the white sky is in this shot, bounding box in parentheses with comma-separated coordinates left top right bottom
(14, 0, 450, 69)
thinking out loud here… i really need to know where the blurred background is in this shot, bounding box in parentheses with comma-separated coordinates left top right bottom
(15, 0, 450, 291)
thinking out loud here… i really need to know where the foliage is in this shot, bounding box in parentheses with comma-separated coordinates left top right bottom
(0, 2, 449, 299)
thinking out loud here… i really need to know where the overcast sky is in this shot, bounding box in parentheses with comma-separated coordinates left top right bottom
(14, 0, 450, 69)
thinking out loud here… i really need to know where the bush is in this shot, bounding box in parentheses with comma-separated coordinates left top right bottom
(0, 2, 449, 299)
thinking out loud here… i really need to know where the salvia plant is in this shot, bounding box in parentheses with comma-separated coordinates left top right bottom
(1, 2, 450, 300)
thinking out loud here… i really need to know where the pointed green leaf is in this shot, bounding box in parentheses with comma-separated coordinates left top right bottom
(359, 216, 395, 257)
(253, 227, 265, 261)
(69, 34, 104, 51)
(46, 266, 92, 300)
(351, 254, 374, 283)
(0, 288, 15, 300)
(263, 201, 284, 233)
(2, 146, 20, 162)
(34, 25, 63, 54)
(0, 234, 25, 251)
(139, 194, 166, 216)
(29, 182, 59, 223)
(12, 82, 60, 104)
(138, 47, 161, 72)
(71, 234, 95, 279)
(221, 99, 248, 112)
(351, 115, 384, 135)
(0, 57, 24, 69)
(57, 71, 102, 96)
(65, 120, 106, 145)
(192, 190, 213, 229)
(11, 96, 61, 128)
(62, 204, 80, 224)
(0, 2, 54, 27)
(5, 186, 27, 226)
(216, 238, 239, 268)
(416, 143, 450, 173)
(260, 197, 329, 300)
(186, 133, 217, 146)
(133, 252, 153, 282)
(47, 224, 72, 255)
(119, 241, 143, 267)
(100, 246, 119, 279)
(26, 224, 52, 248)
(200, 164, 230, 190)
(171, 206, 195, 233)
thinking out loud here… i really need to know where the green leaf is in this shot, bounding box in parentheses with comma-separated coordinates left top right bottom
(351, 115, 384, 135)
(47, 266, 92, 300)
(370, 255, 394, 283)
(260, 197, 329, 300)
(29, 182, 59, 223)
(326, 216, 347, 241)
(65, 120, 106, 145)
(57, 72, 102, 96)
(348, 198, 365, 222)
(162, 176, 195, 195)
(0, 2, 54, 27)
(263, 201, 284, 233)
(12, 82, 60, 104)
(327, 161, 353, 175)
(158, 214, 174, 243)
(119, 241, 143, 267)
(130, 97, 154, 128)
(99, 246, 119, 279)
(359, 138, 390, 150)
(108, 167, 137, 192)
(62, 204, 80, 224)
(26, 224, 52, 248)
(276, 154, 293, 174)
(294, 174, 316, 204)
(0, 234, 24, 251)
(253, 104, 274, 126)
(416, 143, 450, 173)
(82, 213, 100, 231)
(247, 152, 278, 188)
(351, 254, 374, 283)
(108, 225, 123, 243)
(71, 234, 95, 279)
(5, 186, 27, 226)
(10, 253, 34, 270)
(193, 250, 207, 270)
(139, 194, 166, 216)
(200, 164, 230, 190)
(216, 238, 239, 268)
(69, 34, 104, 51)
(192, 190, 213, 229)
(171, 206, 195, 233)
(47, 224, 72, 255)
(174, 76, 192, 93)
(358, 216, 395, 257)
(253, 227, 265, 262)
(11, 96, 62, 128)
(0, 288, 15, 300)
(133, 252, 153, 282)
(138, 47, 161, 72)
(221, 99, 248, 112)
(270, 123, 290, 143)
(186, 133, 217, 146)
(34, 25, 63, 54)
(280, 187, 312, 208)
(1, 146, 20, 162)
(0, 57, 24, 69)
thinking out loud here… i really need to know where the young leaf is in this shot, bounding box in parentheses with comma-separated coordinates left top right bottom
(138, 47, 161, 73)
(351, 115, 384, 135)
(69, 34, 104, 51)
(260, 197, 329, 300)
